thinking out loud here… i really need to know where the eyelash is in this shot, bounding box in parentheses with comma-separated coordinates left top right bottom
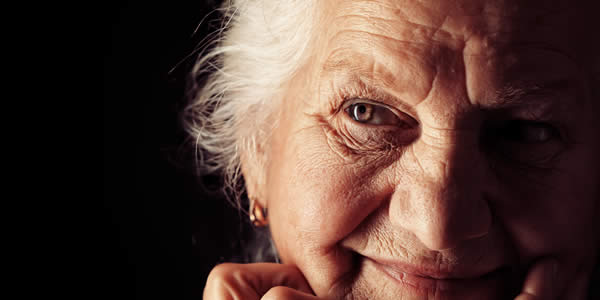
(343, 101, 401, 126)
(334, 85, 416, 124)
(333, 82, 388, 112)
(497, 120, 559, 143)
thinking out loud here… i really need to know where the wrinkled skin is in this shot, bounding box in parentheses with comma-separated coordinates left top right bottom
(208, 0, 600, 299)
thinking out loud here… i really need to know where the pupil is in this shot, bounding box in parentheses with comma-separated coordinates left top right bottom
(358, 105, 366, 114)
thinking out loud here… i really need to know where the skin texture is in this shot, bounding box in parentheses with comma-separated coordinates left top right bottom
(205, 0, 600, 299)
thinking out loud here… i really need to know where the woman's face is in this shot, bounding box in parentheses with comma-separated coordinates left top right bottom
(249, 0, 600, 299)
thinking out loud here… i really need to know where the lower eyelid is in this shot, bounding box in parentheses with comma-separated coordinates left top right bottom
(341, 118, 418, 150)
(326, 120, 394, 157)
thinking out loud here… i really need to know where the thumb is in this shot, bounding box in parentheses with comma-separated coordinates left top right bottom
(262, 286, 323, 300)
(515, 258, 559, 300)
(203, 263, 314, 300)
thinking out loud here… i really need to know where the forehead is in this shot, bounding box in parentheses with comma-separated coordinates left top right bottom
(321, 0, 586, 53)
(315, 0, 589, 106)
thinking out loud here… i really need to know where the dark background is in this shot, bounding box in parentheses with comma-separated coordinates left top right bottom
(103, 1, 241, 299)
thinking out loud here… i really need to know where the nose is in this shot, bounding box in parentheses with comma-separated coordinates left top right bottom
(389, 131, 492, 250)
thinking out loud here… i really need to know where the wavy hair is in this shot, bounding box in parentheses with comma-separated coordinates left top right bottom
(184, 0, 316, 207)
(184, 0, 316, 261)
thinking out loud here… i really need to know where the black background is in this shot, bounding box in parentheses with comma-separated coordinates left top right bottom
(103, 1, 241, 299)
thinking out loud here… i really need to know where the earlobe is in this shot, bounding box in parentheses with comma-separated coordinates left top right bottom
(250, 199, 269, 227)
(240, 149, 270, 227)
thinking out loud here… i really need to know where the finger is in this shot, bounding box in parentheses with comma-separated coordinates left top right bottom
(203, 263, 313, 300)
(261, 286, 322, 300)
(514, 258, 558, 300)
(560, 267, 594, 300)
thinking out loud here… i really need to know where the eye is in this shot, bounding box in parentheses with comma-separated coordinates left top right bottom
(482, 119, 567, 168)
(345, 102, 403, 126)
(499, 120, 558, 144)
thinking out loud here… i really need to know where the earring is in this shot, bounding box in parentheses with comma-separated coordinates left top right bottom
(249, 199, 268, 227)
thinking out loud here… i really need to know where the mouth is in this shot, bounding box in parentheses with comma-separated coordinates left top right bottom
(363, 255, 513, 295)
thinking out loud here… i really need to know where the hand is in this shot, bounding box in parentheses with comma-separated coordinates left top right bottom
(203, 263, 321, 300)
(515, 258, 590, 300)
(514, 258, 558, 300)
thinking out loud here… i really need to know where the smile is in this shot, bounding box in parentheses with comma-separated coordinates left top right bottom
(363, 255, 512, 295)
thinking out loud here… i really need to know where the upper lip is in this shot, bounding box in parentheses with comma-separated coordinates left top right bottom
(367, 256, 504, 280)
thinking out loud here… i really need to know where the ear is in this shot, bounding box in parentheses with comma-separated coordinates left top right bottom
(239, 143, 267, 209)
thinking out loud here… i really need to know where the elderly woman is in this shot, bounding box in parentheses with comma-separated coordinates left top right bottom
(187, 0, 600, 299)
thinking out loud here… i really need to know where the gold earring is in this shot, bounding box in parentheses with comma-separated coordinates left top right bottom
(249, 200, 268, 227)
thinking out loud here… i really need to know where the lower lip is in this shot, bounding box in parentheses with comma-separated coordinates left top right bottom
(364, 257, 509, 295)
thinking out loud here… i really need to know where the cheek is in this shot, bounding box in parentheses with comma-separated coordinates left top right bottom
(263, 123, 392, 296)
(496, 146, 600, 263)
(266, 126, 381, 256)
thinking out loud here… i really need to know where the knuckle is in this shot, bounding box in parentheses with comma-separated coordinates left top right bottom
(261, 286, 294, 300)
(514, 293, 538, 300)
(203, 263, 256, 300)
(205, 264, 248, 296)
(207, 263, 239, 283)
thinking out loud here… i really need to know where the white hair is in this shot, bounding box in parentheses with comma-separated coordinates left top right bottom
(184, 0, 316, 208)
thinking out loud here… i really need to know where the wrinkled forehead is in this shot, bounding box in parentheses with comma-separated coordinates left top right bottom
(313, 0, 596, 106)
(325, 0, 591, 41)
(319, 0, 594, 67)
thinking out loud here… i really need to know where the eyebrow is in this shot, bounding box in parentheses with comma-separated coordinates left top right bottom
(491, 79, 577, 108)
(321, 51, 409, 95)
(322, 51, 580, 108)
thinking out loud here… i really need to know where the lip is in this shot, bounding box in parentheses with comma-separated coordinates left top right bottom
(364, 256, 510, 294)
